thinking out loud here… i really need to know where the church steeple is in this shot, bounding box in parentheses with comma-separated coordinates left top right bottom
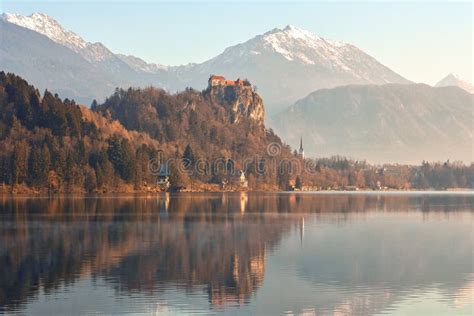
(298, 136, 304, 159)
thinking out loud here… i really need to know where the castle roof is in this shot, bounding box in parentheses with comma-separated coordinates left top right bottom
(209, 75, 225, 80)
(209, 75, 252, 87)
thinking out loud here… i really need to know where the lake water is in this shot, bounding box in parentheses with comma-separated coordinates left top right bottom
(0, 192, 472, 315)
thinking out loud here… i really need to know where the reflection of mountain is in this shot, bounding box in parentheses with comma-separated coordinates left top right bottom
(0, 193, 472, 314)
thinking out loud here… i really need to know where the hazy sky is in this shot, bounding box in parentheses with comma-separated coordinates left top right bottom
(1, 1, 472, 85)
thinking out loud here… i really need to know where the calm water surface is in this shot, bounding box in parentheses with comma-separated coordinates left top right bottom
(0, 192, 472, 315)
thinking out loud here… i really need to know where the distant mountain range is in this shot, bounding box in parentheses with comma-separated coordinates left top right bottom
(166, 25, 411, 113)
(272, 84, 473, 163)
(1, 12, 409, 112)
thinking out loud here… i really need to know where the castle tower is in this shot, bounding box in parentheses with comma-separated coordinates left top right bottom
(298, 136, 304, 159)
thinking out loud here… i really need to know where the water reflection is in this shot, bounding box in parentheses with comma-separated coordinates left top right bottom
(0, 193, 472, 315)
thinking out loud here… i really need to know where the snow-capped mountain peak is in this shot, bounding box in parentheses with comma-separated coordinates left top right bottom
(183, 24, 408, 112)
(2, 12, 114, 63)
(261, 25, 324, 59)
(446, 73, 461, 80)
(2, 12, 88, 51)
(247, 25, 358, 70)
(281, 24, 321, 41)
(435, 73, 474, 94)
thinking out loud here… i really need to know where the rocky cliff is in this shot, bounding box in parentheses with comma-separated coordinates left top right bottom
(205, 80, 265, 126)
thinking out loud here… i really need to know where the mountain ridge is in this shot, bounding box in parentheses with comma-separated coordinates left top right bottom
(0, 20, 123, 104)
(272, 83, 474, 163)
(1, 12, 410, 113)
(168, 24, 411, 112)
(2, 12, 113, 63)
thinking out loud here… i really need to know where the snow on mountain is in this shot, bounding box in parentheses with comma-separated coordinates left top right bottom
(0, 19, 119, 105)
(261, 25, 351, 68)
(2, 12, 88, 50)
(201, 25, 406, 81)
(2, 12, 114, 63)
(257, 25, 407, 83)
(174, 25, 410, 113)
(435, 73, 474, 94)
(1, 12, 168, 75)
(1, 14, 411, 113)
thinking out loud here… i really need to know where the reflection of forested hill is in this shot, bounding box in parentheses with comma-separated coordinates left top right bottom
(0, 193, 472, 313)
(0, 194, 293, 311)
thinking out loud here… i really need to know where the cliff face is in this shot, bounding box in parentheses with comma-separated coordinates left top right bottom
(207, 84, 265, 125)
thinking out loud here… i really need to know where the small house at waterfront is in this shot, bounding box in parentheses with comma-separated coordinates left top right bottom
(156, 163, 170, 189)
(235, 170, 248, 188)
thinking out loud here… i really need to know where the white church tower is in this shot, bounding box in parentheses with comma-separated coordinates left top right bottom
(298, 136, 305, 159)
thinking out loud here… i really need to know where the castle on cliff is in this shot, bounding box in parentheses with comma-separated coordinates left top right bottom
(206, 74, 264, 126)
(208, 75, 252, 89)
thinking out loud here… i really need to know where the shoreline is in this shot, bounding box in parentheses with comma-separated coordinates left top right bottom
(2, 182, 473, 197)
(1, 188, 473, 198)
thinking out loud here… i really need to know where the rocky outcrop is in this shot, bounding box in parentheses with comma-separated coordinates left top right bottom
(206, 80, 265, 125)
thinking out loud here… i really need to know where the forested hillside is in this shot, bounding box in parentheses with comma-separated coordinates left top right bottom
(0, 72, 293, 192)
(93, 83, 293, 188)
(94, 84, 278, 161)
(0, 72, 161, 193)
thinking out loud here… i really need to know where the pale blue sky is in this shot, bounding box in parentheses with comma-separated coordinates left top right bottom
(1, 1, 472, 84)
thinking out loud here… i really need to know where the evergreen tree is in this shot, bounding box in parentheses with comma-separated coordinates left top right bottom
(107, 137, 135, 181)
(169, 159, 189, 190)
(83, 165, 97, 192)
(91, 99, 98, 111)
(0, 154, 11, 184)
(11, 141, 29, 184)
(28, 145, 46, 185)
(182, 144, 196, 167)
(295, 176, 302, 189)
(278, 163, 290, 190)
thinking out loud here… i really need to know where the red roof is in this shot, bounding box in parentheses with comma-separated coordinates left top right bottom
(210, 75, 225, 80)
(209, 75, 251, 87)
